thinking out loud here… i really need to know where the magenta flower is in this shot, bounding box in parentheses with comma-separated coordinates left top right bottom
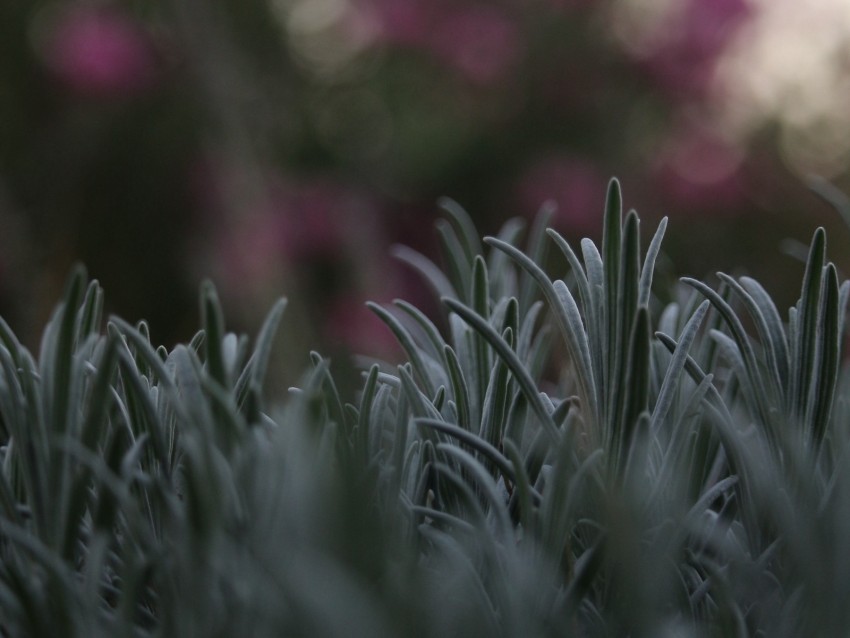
(213, 215, 287, 299)
(544, 0, 598, 11)
(276, 181, 348, 261)
(430, 6, 522, 85)
(37, 6, 157, 98)
(652, 125, 745, 211)
(638, 0, 752, 96)
(324, 295, 401, 357)
(355, 1, 522, 85)
(357, 0, 435, 46)
(515, 155, 607, 233)
(194, 157, 385, 298)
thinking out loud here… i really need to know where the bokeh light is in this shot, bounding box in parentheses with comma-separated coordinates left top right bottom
(2, 0, 850, 384)
(718, 0, 850, 177)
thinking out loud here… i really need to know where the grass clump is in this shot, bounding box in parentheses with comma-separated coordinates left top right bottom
(2, 179, 850, 637)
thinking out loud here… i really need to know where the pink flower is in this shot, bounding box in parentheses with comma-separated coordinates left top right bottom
(638, 0, 752, 96)
(194, 158, 387, 297)
(430, 6, 522, 85)
(357, 0, 435, 46)
(37, 6, 157, 98)
(213, 215, 288, 298)
(324, 295, 401, 358)
(543, 0, 598, 11)
(652, 125, 745, 211)
(355, 2, 521, 85)
(276, 181, 347, 261)
(515, 155, 607, 233)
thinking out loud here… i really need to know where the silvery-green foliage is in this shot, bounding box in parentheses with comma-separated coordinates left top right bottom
(370, 183, 735, 635)
(1, 180, 850, 637)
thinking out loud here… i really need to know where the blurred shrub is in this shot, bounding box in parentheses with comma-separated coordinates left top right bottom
(1, 0, 849, 376)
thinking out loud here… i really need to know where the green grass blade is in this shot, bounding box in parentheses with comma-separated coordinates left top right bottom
(518, 203, 554, 314)
(547, 229, 591, 322)
(357, 364, 380, 462)
(234, 297, 287, 411)
(367, 302, 438, 398)
(478, 330, 511, 453)
(638, 216, 668, 308)
(488, 236, 599, 423)
(740, 276, 790, 395)
(580, 238, 606, 400)
(76, 280, 103, 342)
(651, 300, 710, 432)
(808, 263, 840, 445)
(443, 297, 559, 442)
(443, 344, 472, 431)
(398, 364, 442, 421)
(0, 457, 21, 524)
(200, 280, 228, 389)
(516, 300, 544, 364)
(487, 218, 526, 301)
(417, 418, 542, 505)
(609, 210, 641, 435)
(615, 308, 651, 475)
(682, 276, 771, 426)
(470, 256, 492, 413)
(791, 227, 826, 422)
(117, 348, 170, 474)
(310, 351, 350, 430)
(838, 281, 850, 360)
(438, 196, 482, 263)
(718, 272, 785, 407)
(394, 299, 448, 362)
(437, 219, 473, 300)
(391, 245, 458, 301)
(50, 265, 86, 439)
(602, 178, 623, 390)
(80, 335, 120, 453)
(434, 446, 513, 535)
(503, 438, 536, 533)
(553, 280, 597, 423)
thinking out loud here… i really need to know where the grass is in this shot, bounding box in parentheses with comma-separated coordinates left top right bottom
(1, 179, 849, 636)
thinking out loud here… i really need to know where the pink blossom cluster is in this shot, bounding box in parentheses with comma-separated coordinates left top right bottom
(36, 5, 158, 99)
(515, 156, 608, 232)
(358, 0, 525, 86)
(193, 165, 348, 283)
(652, 124, 746, 212)
(637, 0, 752, 97)
(193, 160, 401, 354)
(200, 0, 758, 352)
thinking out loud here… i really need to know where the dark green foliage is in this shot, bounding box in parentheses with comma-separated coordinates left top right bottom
(2, 182, 850, 636)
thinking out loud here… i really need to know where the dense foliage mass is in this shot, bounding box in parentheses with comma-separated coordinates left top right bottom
(1, 180, 849, 636)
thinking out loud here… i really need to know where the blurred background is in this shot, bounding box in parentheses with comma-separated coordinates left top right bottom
(2, 0, 850, 382)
